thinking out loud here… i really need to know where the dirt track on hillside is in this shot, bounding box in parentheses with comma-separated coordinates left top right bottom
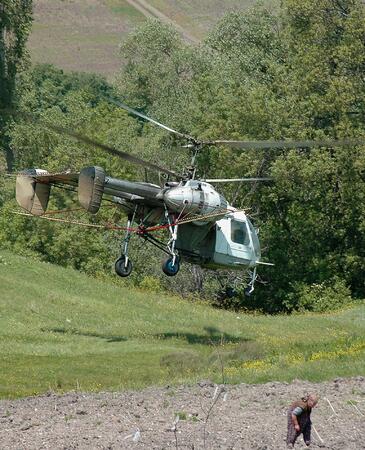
(0, 377, 364, 449)
(125, 0, 199, 43)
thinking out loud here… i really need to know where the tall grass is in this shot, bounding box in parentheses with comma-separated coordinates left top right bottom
(0, 250, 364, 399)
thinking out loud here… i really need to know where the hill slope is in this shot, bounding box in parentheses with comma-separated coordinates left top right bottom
(0, 250, 364, 399)
(28, 0, 275, 78)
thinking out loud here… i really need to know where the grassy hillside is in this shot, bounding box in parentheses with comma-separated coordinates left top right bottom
(147, 0, 260, 38)
(28, 0, 276, 78)
(0, 250, 364, 399)
(28, 0, 145, 79)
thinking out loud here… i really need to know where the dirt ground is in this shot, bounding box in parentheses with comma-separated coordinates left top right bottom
(0, 377, 364, 449)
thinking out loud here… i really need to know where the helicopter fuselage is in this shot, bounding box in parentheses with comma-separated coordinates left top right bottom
(16, 166, 261, 281)
(109, 178, 261, 271)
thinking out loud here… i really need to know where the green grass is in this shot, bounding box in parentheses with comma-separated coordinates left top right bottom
(0, 250, 364, 399)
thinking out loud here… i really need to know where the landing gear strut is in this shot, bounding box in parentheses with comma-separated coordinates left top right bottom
(163, 208, 180, 276)
(115, 208, 136, 278)
(244, 267, 257, 296)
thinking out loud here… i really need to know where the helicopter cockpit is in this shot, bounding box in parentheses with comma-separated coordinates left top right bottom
(213, 210, 261, 269)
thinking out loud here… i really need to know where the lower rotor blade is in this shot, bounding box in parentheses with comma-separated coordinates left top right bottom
(203, 178, 272, 183)
(105, 96, 196, 142)
(3, 109, 181, 179)
(46, 122, 180, 177)
(209, 138, 365, 149)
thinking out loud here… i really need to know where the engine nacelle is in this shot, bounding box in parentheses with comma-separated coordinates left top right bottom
(78, 166, 105, 214)
(163, 180, 228, 223)
(16, 169, 51, 216)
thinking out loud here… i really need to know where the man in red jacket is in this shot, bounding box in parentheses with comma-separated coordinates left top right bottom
(286, 393, 319, 448)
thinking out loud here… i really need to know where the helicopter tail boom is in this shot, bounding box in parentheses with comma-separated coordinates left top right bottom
(15, 166, 165, 216)
(15, 167, 106, 215)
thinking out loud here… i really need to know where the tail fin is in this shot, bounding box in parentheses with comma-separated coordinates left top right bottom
(16, 169, 51, 216)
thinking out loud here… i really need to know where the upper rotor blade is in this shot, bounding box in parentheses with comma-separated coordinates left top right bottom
(50, 123, 181, 178)
(4, 109, 181, 179)
(105, 97, 196, 142)
(208, 138, 365, 149)
(203, 177, 272, 183)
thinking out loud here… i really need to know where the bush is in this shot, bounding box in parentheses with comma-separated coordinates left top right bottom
(285, 278, 352, 312)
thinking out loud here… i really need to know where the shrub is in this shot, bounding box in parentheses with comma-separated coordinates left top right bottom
(285, 278, 352, 312)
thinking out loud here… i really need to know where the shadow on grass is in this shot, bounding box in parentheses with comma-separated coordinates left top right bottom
(41, 327, 127, 343)
(155, 326, 250, 345)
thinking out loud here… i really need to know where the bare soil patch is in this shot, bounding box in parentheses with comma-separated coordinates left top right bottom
(0, 377, 364, 449)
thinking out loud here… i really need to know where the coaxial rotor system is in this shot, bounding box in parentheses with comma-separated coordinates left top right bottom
(3, 104, 364, 184)
(103, 95, 365, 180)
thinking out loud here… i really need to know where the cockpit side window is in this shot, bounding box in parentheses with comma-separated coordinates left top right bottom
(231, 220, 250, 245)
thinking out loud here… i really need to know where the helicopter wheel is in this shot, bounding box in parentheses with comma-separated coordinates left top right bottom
(162, 257, 180, 276)
(115, 256, 133, 277)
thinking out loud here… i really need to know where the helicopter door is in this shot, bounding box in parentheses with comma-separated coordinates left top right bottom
(215, 217, 229, 255)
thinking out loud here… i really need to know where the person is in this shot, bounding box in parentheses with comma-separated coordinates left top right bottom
(286, 393, 319, 448)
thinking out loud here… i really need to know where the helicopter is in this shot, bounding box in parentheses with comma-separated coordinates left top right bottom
(12, 100, 365, 294)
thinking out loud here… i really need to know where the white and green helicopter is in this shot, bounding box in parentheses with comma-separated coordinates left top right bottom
(13, 100, 363, 294)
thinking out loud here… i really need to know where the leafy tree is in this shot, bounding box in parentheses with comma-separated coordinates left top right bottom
(0, 0, 32, 171)
(250, 0, 365, 310)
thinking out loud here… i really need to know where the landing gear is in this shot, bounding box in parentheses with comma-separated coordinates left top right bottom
(113, 204, 183, 278)
(115, 209, 136, 278)
(245, 267, 257, 296)
(115, 256, 132, 277)
(163, 207, 180, 277)
(162, 256, 180, 276)
(244, 286, 253, 297)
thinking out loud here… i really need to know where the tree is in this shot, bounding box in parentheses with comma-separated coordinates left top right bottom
(251, 0, 365, 310)
(0, 0, 32, 172)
